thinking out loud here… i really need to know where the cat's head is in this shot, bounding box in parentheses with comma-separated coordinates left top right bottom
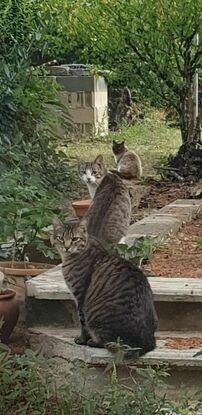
(112, 140, 125, 155)
(77, 155, 106, 186)
(52, 217, 87, 259)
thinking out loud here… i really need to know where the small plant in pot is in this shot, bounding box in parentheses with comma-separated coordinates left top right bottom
(0, 169, 60, 275)
(0, 276, 19, 344)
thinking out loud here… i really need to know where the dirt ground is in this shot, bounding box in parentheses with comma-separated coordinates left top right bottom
(142, 217, 201, 278)
(158, 336, 202, 350)
(131, 178, 196, 222)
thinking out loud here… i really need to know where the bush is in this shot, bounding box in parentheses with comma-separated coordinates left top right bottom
(0, 169, 61, 260)
(0, 349, 194, 415)
(0, 64, 75, 260)
(0, 1, 77, 260)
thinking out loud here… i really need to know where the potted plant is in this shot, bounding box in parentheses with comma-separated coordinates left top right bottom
(0, 170, 59, 274)
(0, 276, 19, 344)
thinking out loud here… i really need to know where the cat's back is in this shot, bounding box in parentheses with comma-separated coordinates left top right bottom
(85, 172, 131, 244)
(94, 250, 150, 289)
(85, 243, 156, 322)
(118, 150, 142, 179)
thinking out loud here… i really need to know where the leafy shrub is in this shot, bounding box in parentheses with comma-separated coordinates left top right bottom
(0, 349, 194, 415)
(114, 237, 157, 267)
(0, 1, 77, 260)
(0, 169, 61, 260)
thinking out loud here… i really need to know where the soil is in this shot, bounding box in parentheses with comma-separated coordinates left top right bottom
(158, 337, 202, 350)
(131, 178, 195, 222)
(142, 217, 202, 278)
(4, 327, 28, 355)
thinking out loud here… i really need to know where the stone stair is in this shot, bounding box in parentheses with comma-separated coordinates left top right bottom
(26, 266, 202, 395)
(26, 199, 202, 395)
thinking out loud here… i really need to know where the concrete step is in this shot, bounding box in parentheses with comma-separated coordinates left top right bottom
(123, 198, 202, 246)
(28, 326, 202, 396)
(25, 198, 202, 330)
(26, 267, 202, 331)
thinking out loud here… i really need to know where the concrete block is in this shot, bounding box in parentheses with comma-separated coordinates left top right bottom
(123, 198, 202, 247)
(56, 76, 94, 92)
(26, 265, 71, 300)
(26, 297, 78, 327)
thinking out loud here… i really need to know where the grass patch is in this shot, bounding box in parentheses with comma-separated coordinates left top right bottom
(65, 111, 181, 178)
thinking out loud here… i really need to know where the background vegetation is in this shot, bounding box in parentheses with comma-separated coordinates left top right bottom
(0, 0, 200, 260)
(0, 348, 196, 414)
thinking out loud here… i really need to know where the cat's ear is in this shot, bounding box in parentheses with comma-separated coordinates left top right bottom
(120, 140, 125, 145)
(60, 199, 77, 218)
(76, 156, 84, 167)
(79, 219, 88, 236)
(94, 154, 104, 165)
(52, 216, 64, 234)
(77, 156, 84, 163)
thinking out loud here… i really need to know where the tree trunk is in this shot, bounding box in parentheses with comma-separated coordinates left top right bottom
(168, 74, 201, 180)
(179, 76, 200, 144)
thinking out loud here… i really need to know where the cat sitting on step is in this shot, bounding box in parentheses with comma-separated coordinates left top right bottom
(53, 217, 157, 356)
(112, 140, 142, 180)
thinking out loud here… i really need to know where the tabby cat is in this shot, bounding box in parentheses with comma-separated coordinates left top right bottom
(53, 217, 157, 356)
(112, 140, 142, 179)
(78, 155, 106, 199)
(78, 155, 131, 245)
(85, 171, 131, 244)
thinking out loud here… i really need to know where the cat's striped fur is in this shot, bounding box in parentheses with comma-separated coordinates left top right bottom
(85, 171, 131, 245)
(53, 218, 157, 356)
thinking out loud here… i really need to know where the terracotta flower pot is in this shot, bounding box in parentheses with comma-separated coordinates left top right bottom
(0, 262, 54, 325)
(0, 289, 19, 343)
(72, 199, 92, 219)
(0, 261, 54, 277)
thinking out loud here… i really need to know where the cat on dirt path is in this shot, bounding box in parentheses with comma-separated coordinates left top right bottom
(112, 140, 142, 180)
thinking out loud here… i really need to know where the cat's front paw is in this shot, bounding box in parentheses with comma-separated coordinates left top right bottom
(87, 339, 104, 348)
(74, 336, 88, 345)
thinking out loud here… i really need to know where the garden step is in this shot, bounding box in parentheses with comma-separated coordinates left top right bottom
(26, 267, 202, 331)
(28, 326, 202, 367)
(123, 198, 202, 246)
(26, 266, 202, 302)
(25, 197, 202, 329)
(28, 326, 202, 396)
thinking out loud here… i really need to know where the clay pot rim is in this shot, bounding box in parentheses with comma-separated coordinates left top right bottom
(72, 199, 91, 207)
(0, 261, 53, 277)
(0, 289, 16, 300)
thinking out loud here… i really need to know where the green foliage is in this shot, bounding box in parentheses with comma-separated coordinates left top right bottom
(49, 0, 201, 141)
(0, 348, 194, 414)
(0, 349, 54, 414)
(114, 237, 156, 267)
(0, 0, 75, 260)
(0, 170, 61, 260)
(196, 237, 202, 252)
(58, 0, 201, 110)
